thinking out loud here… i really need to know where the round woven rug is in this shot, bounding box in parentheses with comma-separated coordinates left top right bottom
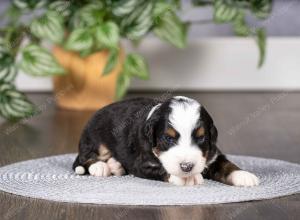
(0, 154, 299, 205)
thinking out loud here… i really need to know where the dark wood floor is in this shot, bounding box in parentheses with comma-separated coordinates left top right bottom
(0, 92, 299, 220)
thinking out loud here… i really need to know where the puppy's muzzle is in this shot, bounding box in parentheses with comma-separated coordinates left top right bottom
(180, 162, 194, 173)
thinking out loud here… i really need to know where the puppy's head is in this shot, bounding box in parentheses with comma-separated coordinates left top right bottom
(145, 96, 218, 177)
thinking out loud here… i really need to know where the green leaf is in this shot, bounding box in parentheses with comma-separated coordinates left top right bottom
(256, 28, 266, 68)
(13, 0, 47, 10)
(95, 22, 119, 49)
(0, 38, 8, 54)
(116, 73, 130, 100)
(30, 11, 65, 44)
(79, 48, 92, 58)
(233, 12, 251, 36)
(192, 0, 213, 6)
(153, 2, 174, 18)
(0, 82, 37, 121)
(65, 28, 93, 51)
(153, 11, 187, 49)
(48, 1, 72, 18)
(112, 0, 140, 16)
(250, 0, 273, 19)
(72, 3, 104, 28)
(120, 1, 146, 28)
(212, 0, 272, 22)
(12, 0, 28, 10)
(125, 1, 154, 40)
(0, 52, 17, 83)
(124, 53, 149, 80)
(213, 0, 239, 23)
(102, 49, 119, 76)
(20, 44, 65, 76)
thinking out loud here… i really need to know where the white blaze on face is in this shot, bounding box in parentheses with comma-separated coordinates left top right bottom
(146, 103, 161, 120)
(158, 96, 207, 177)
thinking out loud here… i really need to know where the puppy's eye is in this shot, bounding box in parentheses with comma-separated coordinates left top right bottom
(164, 135, 175, 143)
(194, 127, 205, 142)
(196, 135, 205, 141)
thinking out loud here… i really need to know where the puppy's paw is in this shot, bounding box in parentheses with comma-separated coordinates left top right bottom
(168, 175, 186, 186)
(107, 157, 125, 176)
(75, 166, 85, 175)
(227, 170, 259, 187)
(185, 173, 204, 186)
(88, 161, 111, 177)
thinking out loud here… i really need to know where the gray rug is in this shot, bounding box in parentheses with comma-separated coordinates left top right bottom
(0, 154, 299, 205)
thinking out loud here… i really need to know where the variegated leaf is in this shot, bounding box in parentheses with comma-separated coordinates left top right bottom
(65, 28, 93, 51)
(95, 22, 119, 49)
(0, 82, 37, 121)
(20, 44, 65, 76)
(123, 53, 149, 80)
(153, 10, 187, 49)
(30, 11, 64, 44)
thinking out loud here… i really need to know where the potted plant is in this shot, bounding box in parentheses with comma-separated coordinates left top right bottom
(0, 0, 272, 121)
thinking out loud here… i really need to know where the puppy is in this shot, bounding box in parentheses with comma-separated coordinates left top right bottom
(73, 96, 259, 186)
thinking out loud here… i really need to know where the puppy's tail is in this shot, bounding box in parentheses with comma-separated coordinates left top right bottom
(72, 155, 86, 175)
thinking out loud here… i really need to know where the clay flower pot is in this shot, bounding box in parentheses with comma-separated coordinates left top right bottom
(52, 46, 124, 110)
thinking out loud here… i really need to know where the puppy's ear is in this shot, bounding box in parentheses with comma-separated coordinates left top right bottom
(201, 106, 218, 146)
(209, 124, 218, 145)
(144, 107, 161, 149)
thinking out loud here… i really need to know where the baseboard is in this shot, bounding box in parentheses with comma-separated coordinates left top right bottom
(15, 37, 300, 92)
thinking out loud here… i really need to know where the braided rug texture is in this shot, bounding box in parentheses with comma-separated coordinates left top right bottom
(0, 154, 299, 205)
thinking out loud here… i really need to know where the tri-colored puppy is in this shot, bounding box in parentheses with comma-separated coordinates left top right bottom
(73, 96, 259, 186)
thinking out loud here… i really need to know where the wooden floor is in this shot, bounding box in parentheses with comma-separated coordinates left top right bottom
(0, 92, 299, 220)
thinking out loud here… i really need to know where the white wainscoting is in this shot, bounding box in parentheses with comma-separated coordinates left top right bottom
(16, 37, 300, 92)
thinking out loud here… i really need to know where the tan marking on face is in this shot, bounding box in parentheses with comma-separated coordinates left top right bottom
(166, 127, 177, 138)
(98, 144, 112, 161)
(196, 127, 205, 137)
(152, 147, 160, 157)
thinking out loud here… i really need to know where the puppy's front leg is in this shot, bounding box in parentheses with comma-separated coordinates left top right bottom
(185, 173, 204, 186)
(133, 154, 169, 181)
(169, 173, 204, 186)
(205, 154, 259, 187)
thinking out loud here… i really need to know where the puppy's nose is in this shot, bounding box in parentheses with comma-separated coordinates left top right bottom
(180, 162, 194, 172)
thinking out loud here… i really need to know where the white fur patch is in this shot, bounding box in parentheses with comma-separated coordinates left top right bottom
(173, 96, 194, 102)
(107, 157, 125, 176)
(159, 145, 206, 177)
(159, 97, 206, 177)
(88, 161, 111, 177)
(169, 97, 200, 136)
(206, 152, 219, 167)
(227, 170, 259, 187)
(146, 104, 161, 120)
(168, 173, 204, 186)
(75, 166, 85, 175)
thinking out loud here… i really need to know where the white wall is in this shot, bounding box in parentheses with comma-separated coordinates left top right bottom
(16, 37, 300, 92)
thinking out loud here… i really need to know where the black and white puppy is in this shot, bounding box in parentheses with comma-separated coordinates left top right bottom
(73, 96, 259, 186)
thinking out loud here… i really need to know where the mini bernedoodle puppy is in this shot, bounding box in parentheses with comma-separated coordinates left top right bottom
(73, 96, 259, 186)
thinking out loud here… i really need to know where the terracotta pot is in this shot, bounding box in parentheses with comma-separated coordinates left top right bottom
(52, 46, 124, 110)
